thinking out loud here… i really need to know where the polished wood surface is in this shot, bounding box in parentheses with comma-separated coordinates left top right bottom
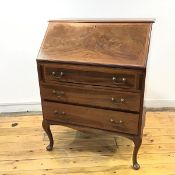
(42, 63, 143, 90)
(41, 83, 141, 112)
(37, 20, 153, 169)
(0, 112, 175, 175)
(43, 101, 139, 135)
(37, 22, 152, 68)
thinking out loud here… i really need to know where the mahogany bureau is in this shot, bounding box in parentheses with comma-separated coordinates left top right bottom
(37, 19, 154, 170)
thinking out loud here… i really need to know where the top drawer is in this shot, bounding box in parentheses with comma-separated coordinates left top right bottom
(42, 63, 143, 90)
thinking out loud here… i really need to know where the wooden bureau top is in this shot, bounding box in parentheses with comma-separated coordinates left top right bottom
(37, 20, 153, 69)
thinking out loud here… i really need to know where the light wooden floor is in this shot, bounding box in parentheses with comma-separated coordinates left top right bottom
(0, 112, 175, 175)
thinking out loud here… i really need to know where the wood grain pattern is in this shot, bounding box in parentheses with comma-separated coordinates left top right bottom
(42, 63, 142, 90)
(41, 83, 141, 112)
(36, 20, 153, 169)
(37, 22, 152, 69)
(0, 112, 175, 175)
(43, 101, 139, 135)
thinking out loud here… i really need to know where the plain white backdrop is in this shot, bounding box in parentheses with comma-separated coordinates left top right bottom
(0, 0, 175, 112)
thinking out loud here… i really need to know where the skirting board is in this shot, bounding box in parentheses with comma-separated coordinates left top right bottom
(144, 99, 175, 108)
(0, 102, 42, 113)
(0, 100, 175, 113)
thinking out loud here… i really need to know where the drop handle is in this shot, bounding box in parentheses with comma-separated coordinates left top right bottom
(54, 111, 65, 116)
(52, 90, 64, 98)
(110, 119, 123, 125)
(112, 76, 126, 84)
(111, 97, 125, 103)
(52, 71, 64, 79)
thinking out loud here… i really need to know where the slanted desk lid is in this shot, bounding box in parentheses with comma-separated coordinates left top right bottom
(37, 20, 153, 69)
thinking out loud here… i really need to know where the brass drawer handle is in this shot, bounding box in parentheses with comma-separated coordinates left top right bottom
(54, 111, 65, 116)
(112, 76, 126, 84)
(111, 97, 125, 103)
(52, 71, 64, 79)
(110, 119, 123, 125)
(52, 90, 64, 98)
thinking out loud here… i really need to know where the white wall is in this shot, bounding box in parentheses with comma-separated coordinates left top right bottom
(0, 0, 175, 112)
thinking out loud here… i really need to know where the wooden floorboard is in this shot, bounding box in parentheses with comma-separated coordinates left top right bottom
(0, 112, 175, 175)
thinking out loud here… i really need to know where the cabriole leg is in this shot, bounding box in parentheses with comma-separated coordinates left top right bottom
(42, 119, 54, 151)
(132, 136, 142, 170)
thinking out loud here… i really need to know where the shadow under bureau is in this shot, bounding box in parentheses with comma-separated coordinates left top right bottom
(37, 19, 154, 170)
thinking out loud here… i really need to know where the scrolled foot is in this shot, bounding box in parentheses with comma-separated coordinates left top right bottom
(131, 136, 142, 170)
(133, 162, 140, 170)
(42, 119, 54, 151)
(46, 144, 53, 151)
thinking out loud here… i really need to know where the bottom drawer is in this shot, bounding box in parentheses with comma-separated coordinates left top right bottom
(43, 101, 139, 135)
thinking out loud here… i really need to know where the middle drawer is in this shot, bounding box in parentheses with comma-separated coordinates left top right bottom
(41, 83, 141, 112)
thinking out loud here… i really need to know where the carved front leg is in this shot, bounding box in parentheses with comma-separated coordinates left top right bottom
(42, 119, 54, 151)
(132, 136, 142, 170)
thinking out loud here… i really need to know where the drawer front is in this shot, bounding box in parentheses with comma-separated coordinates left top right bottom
(41, 84, 141, 112)
(43, 64, 139, 89)
(43, 101, 139, 135)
